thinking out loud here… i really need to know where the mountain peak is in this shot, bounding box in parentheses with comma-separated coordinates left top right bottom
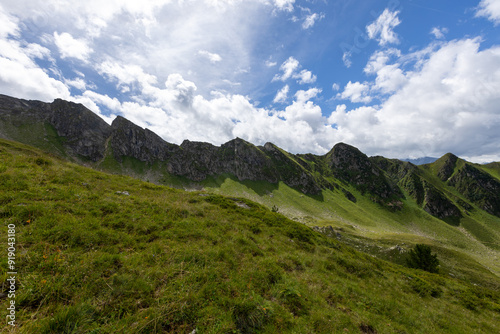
(435, 152, 459, 181)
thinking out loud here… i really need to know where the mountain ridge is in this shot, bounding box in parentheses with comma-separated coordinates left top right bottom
(1, 137, 499, 333)
(1, 93, 500, 224)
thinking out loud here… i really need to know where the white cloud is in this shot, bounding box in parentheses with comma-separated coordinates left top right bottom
(53, 32, 93, 61)
(302, 12, 324, 29)
(342, 51, 353, 68)
(198, 50, 222, 63)
(476, 0, 500, 25)
(331, 38, 500, 161)
(430, 27, 448, 39)
(98, 60, 158, 92)
(265, 59, 277, 67)
(274, 56, 299, 81)
(364, 49, 406, 94)
(339, 81, 372, 103)
(295, 87, 321, 103)
(273, 0, 295, 12)
(2, 2, 500, 162)
(0, 5, 19, 38)
(366, 9, 401, 46)
(295, 69, 317, 84)
(273, 85, 289, 103)
(273, 57, 316, 84)
(0, 9, 70, 101)
(65, 77, 87, 90)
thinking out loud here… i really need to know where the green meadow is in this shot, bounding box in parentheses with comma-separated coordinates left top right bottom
(1, 139, 499, 333)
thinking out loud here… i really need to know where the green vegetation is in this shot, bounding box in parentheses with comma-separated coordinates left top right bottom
(406, 244, 440, 273)
(201, 173, 500, 282)
(1, 139, 500, 333)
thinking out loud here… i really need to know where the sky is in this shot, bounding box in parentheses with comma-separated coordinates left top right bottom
(1, 0, 500, 162)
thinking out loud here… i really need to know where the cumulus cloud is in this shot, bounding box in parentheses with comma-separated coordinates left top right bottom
(476, 0, 500, 25)
(198, 50, 222, 63)
(265, 59, 277, 67)
(339, 81, 372, 103)
(364, 49, 406, 94)
(65, 77, 87, 91)
(295, 69, 316, 84)
(0, 5, 19, 38)
(430, 27, 448, 39)
(342, 52, 353, 68)
(302, 12, 324, 29)
(332, 38, 500, 160)
(53, 32, 93, 61)
(274, 57, 299, 81)
(366, 9, 401, 46)
(273, 85, 289, 103)
(273, 0, 295, 12)
(0, 8, 70, 101)
(273, 57, 317, 84)
(1, 2, 500, 162)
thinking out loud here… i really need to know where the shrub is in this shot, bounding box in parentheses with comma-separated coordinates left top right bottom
(406, 244, 439, 273)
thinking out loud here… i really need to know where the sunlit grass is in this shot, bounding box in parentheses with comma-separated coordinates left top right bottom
(0, 139, 499, 333)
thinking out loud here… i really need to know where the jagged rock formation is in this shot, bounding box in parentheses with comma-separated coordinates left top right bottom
(1, 94, 500, 222)
(326, 143, 403, 204)
(110, 116, 178, 163)
(0, 95, 110, 160)
(448, 164, 500, 217)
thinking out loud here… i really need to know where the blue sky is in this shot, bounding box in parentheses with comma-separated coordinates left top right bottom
(1, 0, 500, 162)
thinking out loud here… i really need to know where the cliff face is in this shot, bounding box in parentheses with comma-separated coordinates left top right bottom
(49, 99, 111, 161)
(1, 94, 500, 222)
(327, 143, 403, 202)
(110, 116, 178, 164)
(448, 163, 500, 217)
(0, 95, 110, 161)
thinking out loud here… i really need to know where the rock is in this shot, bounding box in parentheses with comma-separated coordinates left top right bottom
(326, 143, 403, 204)
(342, 188, 357, 202)
(448, 164, 500, 217)
(422, 181, 462, 221)
(0, 94, 111, 161)
(111, 116, 178, 164)
(437, 153, 458, 181)
(116, 191, 130, 196)
(2, 94, 499, 221)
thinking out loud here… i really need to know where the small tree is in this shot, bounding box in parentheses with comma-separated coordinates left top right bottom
(406, 244, 439, 273)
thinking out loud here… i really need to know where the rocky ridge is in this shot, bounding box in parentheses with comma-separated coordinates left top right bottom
(1, 94, 500, 222)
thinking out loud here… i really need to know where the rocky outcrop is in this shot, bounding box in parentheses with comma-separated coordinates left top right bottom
(422, 181, 462, 222)
(448, 164, 500, 217)
(326, 143, 403, 202)
(0, 95, 110, 161)
(437, 153, 458, 181)
(110, 116, 178, 164)
(167, 138, 277, 183)
(166, 139, 320, 194)
(2, 94, 500, 221)
(49, 99, 111, 161)
(262, 142, 321, 194)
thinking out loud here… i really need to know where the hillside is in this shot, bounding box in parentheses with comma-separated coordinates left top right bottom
(1, 139, 499, 333)
(1, 94, 500, 281)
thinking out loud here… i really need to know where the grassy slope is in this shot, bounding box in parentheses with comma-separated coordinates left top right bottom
(1, 139, 499, 333)
(8, 118, 500, 282)
(201, 172, 500, 284)
(92, 139, 500, 286)
(0, 139, 499, 333)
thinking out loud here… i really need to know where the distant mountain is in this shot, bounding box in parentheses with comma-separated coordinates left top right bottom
(402, 157, 438, 165)
(1, 93, 500, 223)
